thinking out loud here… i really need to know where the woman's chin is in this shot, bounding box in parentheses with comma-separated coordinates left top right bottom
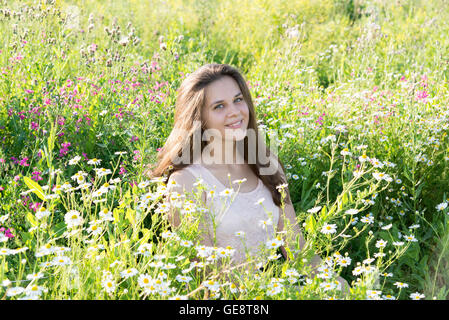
(223, 128, 247, 141)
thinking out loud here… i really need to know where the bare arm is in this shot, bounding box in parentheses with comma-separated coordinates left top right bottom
(166, 170, 214, 247)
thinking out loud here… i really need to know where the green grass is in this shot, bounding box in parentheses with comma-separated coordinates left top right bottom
(0, 0, 448, 300)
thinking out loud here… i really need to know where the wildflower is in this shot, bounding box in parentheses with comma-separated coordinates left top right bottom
(142, 283, 158, 295)
(410, 292, 425, 300)
(181, 204, 195, 215)
(166, 179, 179, 190)
(366, 290, 382, 300)
(102, 278, 117, 294)
(233, 178, 247, 184)
(394, 282, 409, 289)
(161, 230, 179, 240)
(220, 188, 234, 197)
(359, 154, 370, 162)
(179, 240, 193, 248)
(162, 263, 177, 270)
(0, 214, 8, 224)
(321, 223, 337, 235)
(285, 269, 300, 278)
(138, 274, 153, 288)
(135, 243, 152, 256)
(64, 210, 83, 228)
(51, 255, 72, 266)
(307, 206, 322, 214)
(195, 245, 213, 258)
(87, 220, 103, 236)
(94, 168, 112, 177)
(159, 284, 175, 297)
(175, 275, 192, 283)
(276, 183, 288, 191)
(404, 234, 418, 242)
(155, 202, 170, 215)
(169, 295, 188, 300)
(345, 209, 358, 215)
(259, 218, 273, 230)
(192, 178, 204, 187)
(255, 198, 265, 205)
(235, 231, 246, 238)
(320, 282, 337, 292)
(25, 284, 46, 297)
(375, 239, 388, 249)
(87, 158, 101, 166)
(26, 272, 45, 281)
(6, 287, 25, 297)
(120, 268, 138, 279)
(71, 171, 88, 184)
(99, 182, 116, 193)
(141, 192, 158, 203)
(99, 208, 114, 222)
(381, 224, 393, 230)
(190, 261, 205, 269)
(352, 266, 364, 276)
(436, 202, 448, 211)
(393, 241, 405, 246)
(153, 254, 166, 261)
(360, 214, 374, 224)
(68, 156, 82, 165)
(266, 279, 284, 296)
(265, 237, 284, 250)
(228, 282, 239, 293)
(207, 189, 217, 199)
(0, 232, 8, 243)
(218, 246, 235, 259)
(337, 256, 352, 267)
(370, 158, 384, 168)
(149, 261, 164, 268)
(203, 279, 221, 292)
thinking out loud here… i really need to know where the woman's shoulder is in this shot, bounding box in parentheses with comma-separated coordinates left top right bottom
(167, 165, 200, 193)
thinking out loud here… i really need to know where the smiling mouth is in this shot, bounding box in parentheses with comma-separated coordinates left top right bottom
(225, 119, 243, 128)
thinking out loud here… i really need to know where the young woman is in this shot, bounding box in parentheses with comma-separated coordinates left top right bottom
(147, 63, 349, 291)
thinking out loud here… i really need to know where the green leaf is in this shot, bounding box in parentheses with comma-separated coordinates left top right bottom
(342, 192, 349, 206)
(113, 208, 121, 224)
(50, 221, 66, 238)
(305, 215, 316, 233)
(320, 205, 327, 219)
(23, 176, 45, 201)
(26, 211, 38, 227)
(138, 228, 153, 246)
(126, 208, 135, 225)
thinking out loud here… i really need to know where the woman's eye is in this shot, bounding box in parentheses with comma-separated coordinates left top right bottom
(214, 98, 242, 110)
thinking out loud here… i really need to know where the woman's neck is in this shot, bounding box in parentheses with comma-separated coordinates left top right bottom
(201, 139, 246, 166)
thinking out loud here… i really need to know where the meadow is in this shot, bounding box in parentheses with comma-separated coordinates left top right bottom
(0, 0, 448, 300)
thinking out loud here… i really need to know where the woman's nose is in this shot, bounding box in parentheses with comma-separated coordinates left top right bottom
(227, 102, 240, 117)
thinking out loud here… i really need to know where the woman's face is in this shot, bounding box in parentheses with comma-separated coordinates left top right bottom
(202, 75, 249, 142)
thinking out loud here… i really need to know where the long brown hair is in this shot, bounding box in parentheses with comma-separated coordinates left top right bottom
(145, 63, 290, 207)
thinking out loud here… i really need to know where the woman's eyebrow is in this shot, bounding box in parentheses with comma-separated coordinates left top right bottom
(210, 92, 242, 107)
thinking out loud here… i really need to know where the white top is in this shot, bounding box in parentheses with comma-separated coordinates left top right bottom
(174, 164, 280, 265)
